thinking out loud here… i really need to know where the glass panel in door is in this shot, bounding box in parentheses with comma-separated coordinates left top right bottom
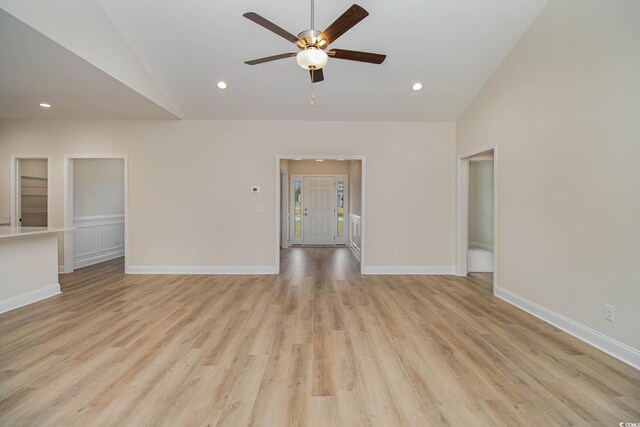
(294, 180, 302, 237)
(337, 181, 344, 237)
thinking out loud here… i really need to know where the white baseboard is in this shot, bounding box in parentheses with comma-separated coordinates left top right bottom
(74, 250, 124, 269)
(0, 284, 61, 314)
(469, 241, 494, 251)
(362, 266, 456, 275)
(58, 265, 65, 273)
(495, 287, 640, 371)
(127, 265, 278, 275)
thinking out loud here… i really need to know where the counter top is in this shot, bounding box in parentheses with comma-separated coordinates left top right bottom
(0, 226, 73, 240)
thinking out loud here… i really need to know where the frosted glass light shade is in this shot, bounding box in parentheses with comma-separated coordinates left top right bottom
(296, 48, 328, 70)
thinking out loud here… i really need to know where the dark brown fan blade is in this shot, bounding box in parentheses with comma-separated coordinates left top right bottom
(243, 12, 303, 45)
(310, 69, 325, 83)
(328, 49, 386, 64)
(318, 4, 369, 46)
(245, 53, 297, 65)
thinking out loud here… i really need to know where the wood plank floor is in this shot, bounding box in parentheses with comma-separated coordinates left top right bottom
(1, 248, 639, 426)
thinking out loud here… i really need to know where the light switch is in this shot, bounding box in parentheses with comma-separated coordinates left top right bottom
(253, 205, 265, 213)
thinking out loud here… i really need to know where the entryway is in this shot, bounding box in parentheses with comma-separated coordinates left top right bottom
(63, 155, 128, 273)
(467, 153, 494, 273)
(276, 155, 365, 274)
(289, 171, 348, 247)
(302, 176, 336, 245)
(457, 146, 497, 292)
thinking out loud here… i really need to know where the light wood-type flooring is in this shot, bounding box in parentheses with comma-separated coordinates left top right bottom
(1, 248, 639, 426)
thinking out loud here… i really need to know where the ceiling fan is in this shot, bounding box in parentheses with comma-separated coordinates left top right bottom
(243, 1, 386, 85)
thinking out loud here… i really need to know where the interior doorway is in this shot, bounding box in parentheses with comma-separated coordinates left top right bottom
(276, 155, 365, 274)
(63, 155, 128, 273)
(10, 155, 51, 228)
(457, 145, 497, 293)
(468, 154, 494, 272)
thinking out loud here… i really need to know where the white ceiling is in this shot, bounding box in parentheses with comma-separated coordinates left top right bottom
(0, 9, 175, 119)
(1, 0, 549, 121)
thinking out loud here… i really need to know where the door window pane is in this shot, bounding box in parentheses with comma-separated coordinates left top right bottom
(337, 181, 344, 237)
(294, 180, 302, 237)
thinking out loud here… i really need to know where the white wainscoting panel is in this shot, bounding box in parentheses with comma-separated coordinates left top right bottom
(349, 214, 361, 261)
(74, 226, 98, 257)
(73, 215, 124, 268)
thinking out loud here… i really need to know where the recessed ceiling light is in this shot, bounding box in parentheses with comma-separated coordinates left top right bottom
(38, 103, 52, 108)
(315, 159, 324, 162)
(293, 158, 302, 161)
(412, 82, 423, 91)
(337, 159, 345, 161)
(216, 81, 228, 90)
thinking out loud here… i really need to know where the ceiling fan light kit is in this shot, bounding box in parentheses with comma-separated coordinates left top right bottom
(243, 2, 386, 103)
(296, 48, 328, 70)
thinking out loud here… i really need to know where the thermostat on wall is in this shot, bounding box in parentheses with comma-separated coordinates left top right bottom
(251, 186, 261, 193)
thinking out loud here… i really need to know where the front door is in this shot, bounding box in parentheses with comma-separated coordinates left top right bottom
(303, 176, 335, 245)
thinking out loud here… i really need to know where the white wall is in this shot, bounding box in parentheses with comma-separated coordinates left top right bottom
(0, 0, 179, 117)
(279, 159, 289, 174)
(468, 160, 493, 248)
(19, 158, 47, 178)
(457, 0, 640, 354)
(0, 120, 456, 271)
(288, 160, 351, 175)
(73, 158, 124, 217)
(349, 161, 362, 217)
(0, 233, 60, 313)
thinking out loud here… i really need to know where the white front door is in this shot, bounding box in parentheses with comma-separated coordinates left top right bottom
(303, 176, 335, 245)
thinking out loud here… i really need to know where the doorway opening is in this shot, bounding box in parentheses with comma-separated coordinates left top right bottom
(457, 146, 497, 293)
(468, 153, 494, 273)
(10, 155, 51, 228)
(276, 155, 365, 274)
(63, 155, 128, 273)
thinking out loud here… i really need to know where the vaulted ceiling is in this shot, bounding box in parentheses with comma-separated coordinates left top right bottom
(0, 0, 548, 120)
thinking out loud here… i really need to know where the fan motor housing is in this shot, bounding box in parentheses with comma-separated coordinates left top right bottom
(297, 29, 326, 49)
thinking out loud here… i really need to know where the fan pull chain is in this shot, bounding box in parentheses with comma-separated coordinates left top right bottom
(310, 76, 315, 107)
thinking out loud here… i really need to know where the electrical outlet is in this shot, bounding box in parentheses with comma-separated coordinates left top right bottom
(189, 250, 196, 259)
(393, 250, 400, 259)
(604, 304, 614, 322)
